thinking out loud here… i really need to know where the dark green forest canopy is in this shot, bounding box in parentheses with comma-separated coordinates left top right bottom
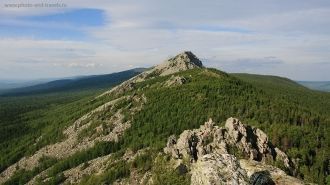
(1, 68, 329, 184)
(0, 89, 117, 173)
(123, 68, 330, 183)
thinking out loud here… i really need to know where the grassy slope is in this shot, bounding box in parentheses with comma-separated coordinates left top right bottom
(2, 69, 330, 184)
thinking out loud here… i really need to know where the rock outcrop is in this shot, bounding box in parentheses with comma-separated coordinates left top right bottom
(164, 118, 302, 185)
(153, 51, 204, 76)
(240, 159, 305, 185)
(191, 153, 248, 185)
(164, 75, 187, 87)
(164, 118, 292, 169)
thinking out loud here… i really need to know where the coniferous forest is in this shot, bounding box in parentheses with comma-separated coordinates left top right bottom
(0, 68, 329, 184)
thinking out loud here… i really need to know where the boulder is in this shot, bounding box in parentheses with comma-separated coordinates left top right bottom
(249, 171, 275, 185)
(165, 76, 187, 86)
(191, 153, 248, 185)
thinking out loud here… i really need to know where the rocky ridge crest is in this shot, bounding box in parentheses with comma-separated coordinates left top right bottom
(0, 51, 203, 184)
(99, 51, 203, 97)
(164, 118, 303, 185)
(153, 51, 204, 76)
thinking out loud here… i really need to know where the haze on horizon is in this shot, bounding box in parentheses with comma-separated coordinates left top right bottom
(0, 0, 330, 81)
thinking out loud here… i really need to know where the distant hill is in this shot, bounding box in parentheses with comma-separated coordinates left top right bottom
(232, 73, 307, 90)
(297, 81, 330, 92)
(0, 68, 145, 96)
(0, 79, 53, 92)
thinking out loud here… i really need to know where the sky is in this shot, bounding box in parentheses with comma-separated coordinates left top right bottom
(0, 0, 330, 81)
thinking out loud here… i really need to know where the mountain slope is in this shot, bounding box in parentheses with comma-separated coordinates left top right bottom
(0, 68, 144, 178)
(1, 52, 329, 185)
(0, 79, 51, 92)
(232, 73, 307, 90)
(0, 68, 145, 96)
(233, 73, 330, 117)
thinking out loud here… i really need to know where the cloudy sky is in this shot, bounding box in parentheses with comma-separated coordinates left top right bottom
(0, 0, 330, 81)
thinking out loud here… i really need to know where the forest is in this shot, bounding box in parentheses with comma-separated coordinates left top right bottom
(121, 69, 330, 184)
(1, 68, 329, 184)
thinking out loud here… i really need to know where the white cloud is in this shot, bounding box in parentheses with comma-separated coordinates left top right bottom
(0, 0, 329, 80)
(52, 62, 103, 68)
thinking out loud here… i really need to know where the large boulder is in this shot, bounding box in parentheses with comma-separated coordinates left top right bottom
(240, 159, 304, 185)
(191, 153, 248, 185)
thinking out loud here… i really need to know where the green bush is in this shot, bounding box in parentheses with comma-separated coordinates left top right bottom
(79, 160, 130, 185)
(152, 155, 190, 185)
(131, 152, 153, 172)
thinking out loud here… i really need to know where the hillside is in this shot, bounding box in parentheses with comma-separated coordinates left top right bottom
(0, 68, 144, 181)
(0, 68, 145, 96)
(232, 73, 307, 90)
(0, 52, 329, 185)
(0, 80, 50, 92)
(233, 73, 330, 117)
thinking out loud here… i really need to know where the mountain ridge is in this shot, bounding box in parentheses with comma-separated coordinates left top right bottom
(0, 68, 145, 97)
(0, 52, 329, 185)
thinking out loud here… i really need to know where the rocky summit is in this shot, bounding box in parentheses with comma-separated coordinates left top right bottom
(99, 51, 203, 97)
(153, 51, 204, 76)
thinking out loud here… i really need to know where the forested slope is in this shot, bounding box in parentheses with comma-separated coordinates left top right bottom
(0, 68, 143, 175)
(1, 53, 329, 184)
(120, 68, 330, 183)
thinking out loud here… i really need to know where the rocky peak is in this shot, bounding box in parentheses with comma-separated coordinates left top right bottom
(153, 51, 204, 76)
(98, 51, 203, 97)
(168, 51, 204, 68)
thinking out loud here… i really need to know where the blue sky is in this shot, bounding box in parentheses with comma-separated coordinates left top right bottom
(0, 8, 104, 40)
(0, 0, 329, 80)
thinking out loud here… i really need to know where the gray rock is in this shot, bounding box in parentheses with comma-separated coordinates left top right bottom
(164, 76, 187, 86)
(249, 171, 275, 185)
(99, 51, 203, 98)
(164, 117, 297, 184)
(191, 153, 248, 185)
(153, 51, 204, 76)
